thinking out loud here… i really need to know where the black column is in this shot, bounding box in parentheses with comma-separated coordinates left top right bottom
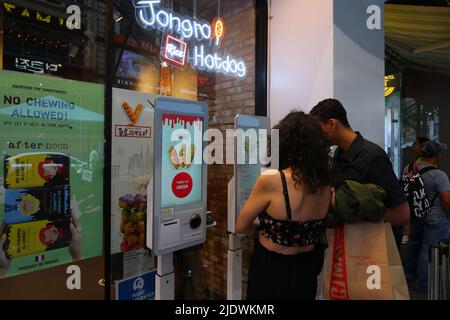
(255, 0, 268, 117)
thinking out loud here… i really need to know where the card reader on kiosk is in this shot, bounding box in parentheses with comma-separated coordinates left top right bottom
(227, 115, 271, 300)
(147, 97, 208, 299)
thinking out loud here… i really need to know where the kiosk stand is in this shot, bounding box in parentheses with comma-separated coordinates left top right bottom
(156, 253, 175, 300)
(227, 115, 271, 300)
(147, 97, 208, 300)
(227, 177, 243, 300)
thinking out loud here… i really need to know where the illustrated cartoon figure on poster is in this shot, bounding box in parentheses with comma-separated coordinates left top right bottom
(38, 160, 60, 181)
(37, 159, 69, 186)
(18, 194, 40, 216)
(38, 221, 71, 249)
(4, 187, 71, 224)
(0, 202, 83, 279)
(4, 153, 70, 189)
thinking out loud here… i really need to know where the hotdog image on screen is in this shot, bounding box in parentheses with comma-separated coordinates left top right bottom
(167, 144, 196, 170)
(168, 145, 181, 169)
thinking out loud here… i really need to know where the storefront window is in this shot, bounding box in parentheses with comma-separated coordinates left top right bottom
(400, 69, 443, 173)
(0, 0, 107, 299)
(1, 0, 106, 82)
(0, 0, 260, 300)
(109, 0, 257, 300)
(385, 73, 401, 177)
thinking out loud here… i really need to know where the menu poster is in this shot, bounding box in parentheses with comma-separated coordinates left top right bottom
(111, 88, 154, 256)
(161, 114, 203, 208)
(0, 70, 104, 278)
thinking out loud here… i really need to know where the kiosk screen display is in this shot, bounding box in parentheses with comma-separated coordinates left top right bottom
(236, 127, 263, 212)
(161, 114, 203, 208)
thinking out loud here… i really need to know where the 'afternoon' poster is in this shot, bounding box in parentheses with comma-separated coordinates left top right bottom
(0, 70, 104, 279)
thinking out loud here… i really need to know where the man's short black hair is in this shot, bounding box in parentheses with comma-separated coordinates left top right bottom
(416, 137, 430, 145)
(310, 98, 351, 128)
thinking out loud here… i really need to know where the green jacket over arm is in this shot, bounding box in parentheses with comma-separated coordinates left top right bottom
(324, 180, 387, 228)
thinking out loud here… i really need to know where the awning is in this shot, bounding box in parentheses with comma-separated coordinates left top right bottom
(385, 4, 450, 74)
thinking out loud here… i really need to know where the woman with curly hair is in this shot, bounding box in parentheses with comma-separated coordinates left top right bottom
(236, 111, 331, 300)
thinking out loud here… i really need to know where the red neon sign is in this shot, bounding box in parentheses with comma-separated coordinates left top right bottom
(163, 35, 188, 67)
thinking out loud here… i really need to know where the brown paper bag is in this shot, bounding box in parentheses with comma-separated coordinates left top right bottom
(323, 222, 409, 300)
(384, 223, 410, 300)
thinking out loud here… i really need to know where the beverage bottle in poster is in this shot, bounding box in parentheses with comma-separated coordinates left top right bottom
(160, 63, 172, 96)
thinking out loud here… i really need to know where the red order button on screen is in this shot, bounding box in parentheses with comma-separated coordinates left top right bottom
(172, 172, 193, 198)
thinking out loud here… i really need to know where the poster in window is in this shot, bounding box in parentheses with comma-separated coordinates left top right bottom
(0, 70, 104, 279)
(111, 88, 155, 256)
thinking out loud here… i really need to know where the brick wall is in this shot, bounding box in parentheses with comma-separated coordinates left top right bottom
(197, 0, 256, 299)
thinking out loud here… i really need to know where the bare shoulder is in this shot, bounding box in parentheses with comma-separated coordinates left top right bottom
(255, 169, 279, 192)
(261, 168, 279, 176)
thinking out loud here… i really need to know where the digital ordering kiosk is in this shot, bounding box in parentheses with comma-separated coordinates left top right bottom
(147, 97, 208, 300)
(227, 115, 271, 300)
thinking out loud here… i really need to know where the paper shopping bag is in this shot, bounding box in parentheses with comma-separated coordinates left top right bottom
(384, 223, 410, 300)
(323, 222, 409, 300)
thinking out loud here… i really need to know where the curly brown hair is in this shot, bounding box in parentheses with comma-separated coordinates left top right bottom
(276, 111, 330, 194)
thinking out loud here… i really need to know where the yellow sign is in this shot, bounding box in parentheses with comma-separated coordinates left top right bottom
(3, 2, 15, 13)
(6, 220, 49, 258)
(384, 75, 397, 97)
(21, 8, 30, 18)
(2, 1, 66, 28)
(4, 153, 70, 189)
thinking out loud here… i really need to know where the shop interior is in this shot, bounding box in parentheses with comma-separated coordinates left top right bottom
(384, 0, 450, 300)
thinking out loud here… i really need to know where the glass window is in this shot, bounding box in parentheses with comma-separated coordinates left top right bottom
(0, 0, 260, 300)
(400, 69, 444, 173)
(110, 0, 257, 300)
(0, 0, 106, 299)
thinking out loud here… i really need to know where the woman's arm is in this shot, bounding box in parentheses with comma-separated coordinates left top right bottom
(235, 175, 271, 235)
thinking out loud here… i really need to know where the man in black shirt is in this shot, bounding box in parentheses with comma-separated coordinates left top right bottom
(310, 99, 409, 246)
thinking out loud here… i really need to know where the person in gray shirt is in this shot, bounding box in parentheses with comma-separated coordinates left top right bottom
(402, 140, 450, 294)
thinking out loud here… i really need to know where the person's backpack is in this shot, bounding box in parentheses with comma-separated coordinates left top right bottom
(400, 164, 439, 220)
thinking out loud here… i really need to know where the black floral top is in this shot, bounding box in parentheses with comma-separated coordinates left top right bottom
(258, 212, 324, 247)
(258, 170, 325, 247)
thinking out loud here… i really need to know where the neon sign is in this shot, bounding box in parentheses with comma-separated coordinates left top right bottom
(164, 35, 187, 67)
(133, 0, 211, 41)
(133, 0, 247, 78)
(15, 57, 60, 74)
(384, 75, 397, 97)
(193, 45, 246, 78)
(212, 18, 225, 46)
